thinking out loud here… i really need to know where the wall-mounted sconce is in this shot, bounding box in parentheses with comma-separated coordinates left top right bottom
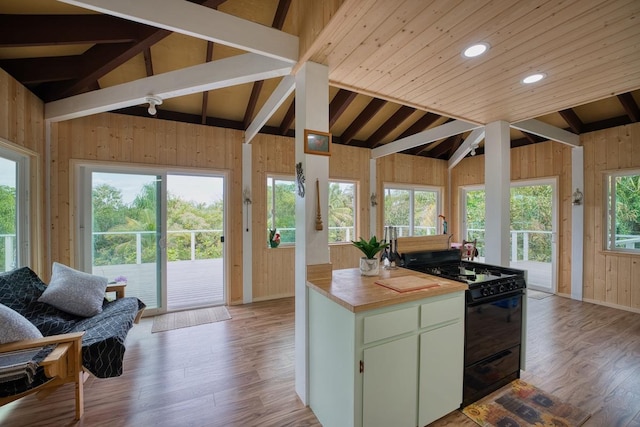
(145, 95, 163, 115)
(370, 193, 378, 207)
(572, 188, 583, 206)
(243, 187, 252, 232)
(470, 143, 479, 156)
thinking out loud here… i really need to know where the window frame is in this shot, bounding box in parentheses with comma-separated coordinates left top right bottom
(0, 141, 30, 271)
(605, 169, 640, 253)
(382, 183, 443, 237)
(327, 179, 358, 244)
(266, 174, 296, 246)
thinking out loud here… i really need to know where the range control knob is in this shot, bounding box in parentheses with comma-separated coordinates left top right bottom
(482, 288, 490, 297)
(499, 285, 506, 293)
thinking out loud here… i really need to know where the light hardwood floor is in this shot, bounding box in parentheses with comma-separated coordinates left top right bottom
(1, 295, 639, 426)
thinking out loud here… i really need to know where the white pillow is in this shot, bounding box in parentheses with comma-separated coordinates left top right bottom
(0, 303, 43, 344)
(38, 262, 108, 317)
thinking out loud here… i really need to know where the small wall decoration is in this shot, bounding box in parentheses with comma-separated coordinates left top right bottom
(304, 129, 332, 156)
(296, 162, 305, 198)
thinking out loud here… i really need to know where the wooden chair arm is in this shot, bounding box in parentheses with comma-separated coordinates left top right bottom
(106, 284, 126, 299)
(0, 332, 85, 354)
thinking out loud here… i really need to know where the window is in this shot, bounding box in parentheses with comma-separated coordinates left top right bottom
(0, 145, 29, 272)
(383, 185, 440, 236)
(328, 181, 356, 243)
(606, 170, 640, 252)
(267, 176, 296, 244)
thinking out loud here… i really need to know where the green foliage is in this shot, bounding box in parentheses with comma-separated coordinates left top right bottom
(351, 236, 389, 259)
(0, 185, 17, 271)
(614, 175, 640, 235)
(92, 182, 224, 266)
(328, 182, 355, 242)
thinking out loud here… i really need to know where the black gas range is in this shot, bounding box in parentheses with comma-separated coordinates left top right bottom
(403, 249, 527, 407)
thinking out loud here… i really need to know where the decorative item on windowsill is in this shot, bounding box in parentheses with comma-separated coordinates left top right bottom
(268, 229, 281, 248)
(438, 214, 448, 234)
(351, 236, 389, 276)
(113, 275, 127, 285)
(572, 188, 583, 206)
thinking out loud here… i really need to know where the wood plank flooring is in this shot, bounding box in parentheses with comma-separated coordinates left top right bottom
(1, 295, 639, 426)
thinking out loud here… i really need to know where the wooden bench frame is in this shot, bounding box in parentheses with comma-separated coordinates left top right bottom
(0, 331, 86, 420)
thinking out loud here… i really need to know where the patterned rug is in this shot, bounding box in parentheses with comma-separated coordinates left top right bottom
(528, 290, 554, 300)
(462, 379, 590, 427)
(151, 306, 231, 333)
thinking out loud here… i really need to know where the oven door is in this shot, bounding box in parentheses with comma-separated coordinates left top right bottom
(465, 292, 523, 366)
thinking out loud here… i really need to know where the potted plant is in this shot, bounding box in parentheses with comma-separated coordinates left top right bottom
(268, 229, 281, 248)
(351, 236, 389, 276)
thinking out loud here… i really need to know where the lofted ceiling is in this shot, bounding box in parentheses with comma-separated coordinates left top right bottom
(1, 0, 639, 161)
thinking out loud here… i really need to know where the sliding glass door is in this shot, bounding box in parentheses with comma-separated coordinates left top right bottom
(78, 166, 226, 314)
(0, 146, 29, 272)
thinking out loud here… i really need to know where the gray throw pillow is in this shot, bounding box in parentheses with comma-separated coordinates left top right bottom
(37, 262, 108, 317)
(0, 303, 43, 344)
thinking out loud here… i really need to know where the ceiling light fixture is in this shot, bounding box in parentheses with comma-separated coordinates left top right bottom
(462, 42, 490, 58)
(145, 96, 163, 115)
(522, 73, 546, 84)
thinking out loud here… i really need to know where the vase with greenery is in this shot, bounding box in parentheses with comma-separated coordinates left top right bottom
(351, 236, 389, 276)
(268, 229, 281, 248)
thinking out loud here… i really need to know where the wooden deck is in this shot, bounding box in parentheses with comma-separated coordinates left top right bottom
(95, 259, 225, 311)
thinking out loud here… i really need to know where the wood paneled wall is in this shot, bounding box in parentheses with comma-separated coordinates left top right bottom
(0, 69, 46, 275)
(250, 135, 371, 300)
(51, 114, 244, 303)
(583, 123, 640, 312)
(451, 141, 574, 295)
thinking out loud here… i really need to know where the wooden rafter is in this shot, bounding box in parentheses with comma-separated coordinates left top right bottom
(558, 108, 583, 133)
(0, 14, 139, 47)
(143, 49, 154, 77)
(368, 106, 415, 148)
(396, 112, 441, 140)
(341, 98, 386, 145)
(201, 41, 215, 124)
(242, 0, 292, 129)
(329, 89, 357, 128)
(404, 118, 453, 156)
(0, 56, 80, 85)
(279, 100, 295, 135)
(617, 92, 640, 123)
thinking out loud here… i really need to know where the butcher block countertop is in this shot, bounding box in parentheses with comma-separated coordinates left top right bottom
(306, 267, 468, 313)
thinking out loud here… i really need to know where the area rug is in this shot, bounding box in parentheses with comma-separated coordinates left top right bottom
(462, 379, 590, 427)
(151, 306, 231, 333)
(527, 290, 554, 300)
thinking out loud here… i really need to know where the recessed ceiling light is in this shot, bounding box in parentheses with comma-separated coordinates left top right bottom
(462, 42, 490, 58)
(522, 73, 546, 84)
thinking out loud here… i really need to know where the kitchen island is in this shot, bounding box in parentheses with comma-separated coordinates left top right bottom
(307, 267, 468, 427)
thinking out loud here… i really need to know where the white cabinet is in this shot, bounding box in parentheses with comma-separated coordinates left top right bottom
(363, 335, 418, 427)
(308, 289, 465, 427)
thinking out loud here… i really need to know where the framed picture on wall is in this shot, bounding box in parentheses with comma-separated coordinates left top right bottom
(304, 129, 332, 156)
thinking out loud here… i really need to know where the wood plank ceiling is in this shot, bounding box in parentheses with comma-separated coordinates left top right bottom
(1, 0, 639, 160)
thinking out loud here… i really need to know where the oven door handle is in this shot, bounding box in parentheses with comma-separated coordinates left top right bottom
(467, 290, 524, 307)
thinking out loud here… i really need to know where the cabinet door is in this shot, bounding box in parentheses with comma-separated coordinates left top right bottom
(418, 321, 464, 426)
(363, 335, 418, 427)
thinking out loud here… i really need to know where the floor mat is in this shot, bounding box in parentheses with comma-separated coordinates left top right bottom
(151, 306, 231, 333)
(462, 379, 590, 427)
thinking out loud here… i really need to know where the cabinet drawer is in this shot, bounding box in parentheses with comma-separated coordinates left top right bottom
(363, 306, 418, 344)
(420, 293, 463, 329)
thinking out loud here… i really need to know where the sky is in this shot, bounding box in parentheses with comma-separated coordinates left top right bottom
(0, 158, 16, 187)
(92, 172, 224, 205)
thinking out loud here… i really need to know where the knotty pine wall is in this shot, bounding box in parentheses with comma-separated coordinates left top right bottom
(250, 134, 371, 301)
(0, 69, 46, 276)
(450, 141, 574, 296)
(50, 113, 245, 304)
(582, 123, 640, 312)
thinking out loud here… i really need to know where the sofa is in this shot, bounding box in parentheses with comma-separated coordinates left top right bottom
(0, 266, 145, 398)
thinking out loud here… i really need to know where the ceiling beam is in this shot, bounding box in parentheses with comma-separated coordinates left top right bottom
(558, 108, 583, 133)
(242, 0, 292, 129)
(396, 112, 441, 140)
(617, 92, 640, 122)
(279, 100, 295, 135)
(329, 89, 357, 128)
(448, 127, 485, 169)
(0, 14, 139, 46)
(59, 0, 299, 64)
(510, 119, 580, 147)
(46, 53, 292, 122)
(428, 135, 461, 159)
(371, 120, 481, 159)
(201, 41, 215, 124)
(245, 75, 295, 144)
(368, 106, 415, 148)
(341, 98, 386, 145)
(0, 56, 80, 84)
